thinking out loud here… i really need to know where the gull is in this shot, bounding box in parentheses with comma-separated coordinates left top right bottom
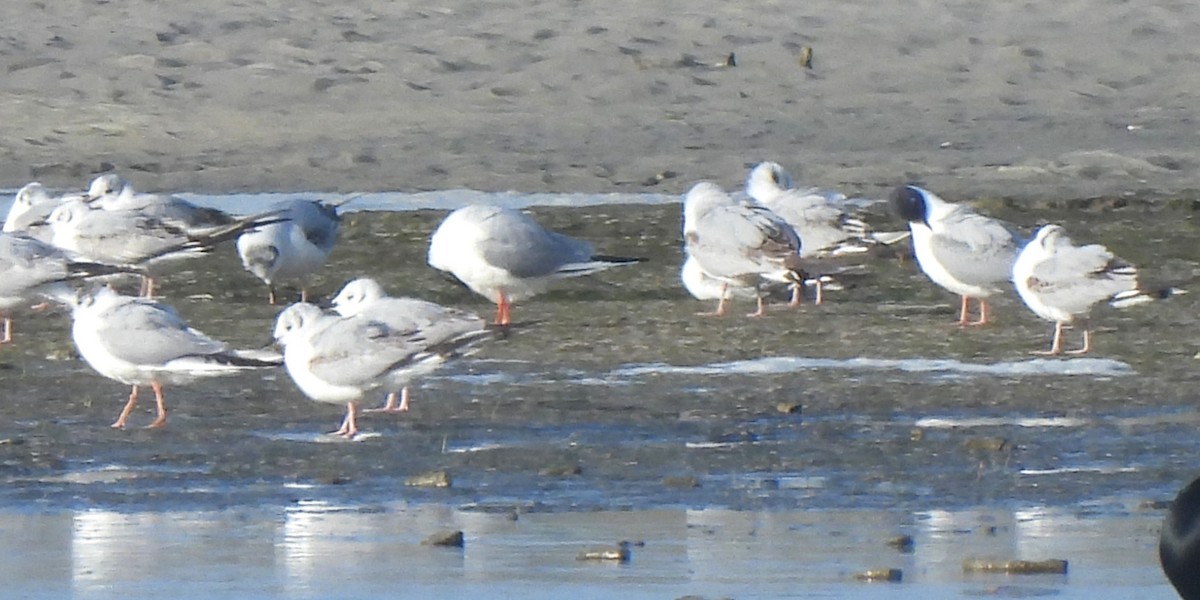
(45, 199, 285, 297)
(237, 198, 342, 304)
(85, 173, 235, 234)
(1012, 224, 1180, 355)
(329, 277, 485, 413)
(747, 161, 909, 255)
(427, 204, 642, 326)
(4, 182, 82, 242)
(682, 181, 804, 316)
(0, 232, 133, 344)
(68, 286, 281, 428)
(273, 302, 492, 438)
(890, 185, 1023, 326)
(1161, 474, 1200, 600)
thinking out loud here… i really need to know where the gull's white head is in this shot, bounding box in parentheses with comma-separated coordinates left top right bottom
(86, 173, 130, 201)
(746, 161, 794, 202)
(682, 182, 736, 231)
(1031, 224, 1069, 252)
(272, 302, 327, 344)
(14, 182, 51, 208)
(330, 278, 387, 316)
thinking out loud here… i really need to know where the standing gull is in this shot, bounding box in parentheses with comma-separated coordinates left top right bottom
(427, 204, 641, 326)
(683, 181, 804, 316)
(273, 302, 492, 438)
(1012, 224, 1179, 355)
(890, 185, 1023, 326)
(68, 286, 280, 428)
(329, 277, 484, 413)
(237, 198, 342, 304)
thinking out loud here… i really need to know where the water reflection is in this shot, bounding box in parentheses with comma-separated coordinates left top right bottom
(0, 505, 1172, 599)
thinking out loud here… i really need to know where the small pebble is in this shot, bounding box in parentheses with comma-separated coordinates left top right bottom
(421, 530, 464, 548)
(962, 558, 1068, 575)
(405, 469, 452, 488)
(854, 568, 902, 582)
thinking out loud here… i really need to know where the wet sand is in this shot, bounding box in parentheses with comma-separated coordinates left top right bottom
(1, 1, 1200, 201)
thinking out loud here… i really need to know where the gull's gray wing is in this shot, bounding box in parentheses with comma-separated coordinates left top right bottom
(93, 299, 228, 366)
(686, 204, 800, 280)
(305, 318, 433, 387)
(477, 209, 594, 278)
(927, 207, 1023, 288)
(1026, 238, 1136, 314)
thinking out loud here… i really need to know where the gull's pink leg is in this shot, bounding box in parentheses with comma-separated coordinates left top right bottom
(1031, 322, 1065, 355)
(112, 385, 140, 429)
(340, 402, 360, 439)
(0, 317, 11, 344)
(365, 387, 411, 413)
(268, 285, 278, 305)
(1066, 321, 1092, 355)
(788, 283, 802, 307)
(699, 285, 729, 316)
(146, 381, 168, 428)
(747, 295, 767, 318)
(299, 287, 308, 303)
(969, 299, 991, 327)
(813, 281, 824, 306)
(957, 295, 971, 326)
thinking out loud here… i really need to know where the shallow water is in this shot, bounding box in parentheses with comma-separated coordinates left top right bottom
(0, 505, 1175, 599)
(2, 193, 1198, 595)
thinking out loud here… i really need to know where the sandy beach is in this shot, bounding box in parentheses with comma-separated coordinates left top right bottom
(0, 0, 1198, 199)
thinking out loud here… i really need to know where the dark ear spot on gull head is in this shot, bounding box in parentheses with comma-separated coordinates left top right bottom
(889, 185, 928, 225)
(1161, 474, 1200, 600)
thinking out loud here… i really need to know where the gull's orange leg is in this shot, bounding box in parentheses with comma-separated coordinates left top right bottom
(146, 381, 168, 428)
(494, 292, 512, 326)
(112, 385, 140, 429)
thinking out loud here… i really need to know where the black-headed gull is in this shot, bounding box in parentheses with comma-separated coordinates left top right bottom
(890, 185, 1024, 326)
(273, 302, 492, 438)
(683, 181, 804, 316)
(237, 199, 341, 304)
(68, 286, 281, 428)
(329, 277, 485, 413)
(427, 204, 641, 326)
(1012, 224, 1180, 354)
